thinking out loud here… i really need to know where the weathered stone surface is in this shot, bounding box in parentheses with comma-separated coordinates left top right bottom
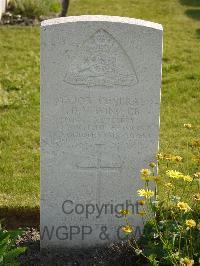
(40, 15, 163, 249)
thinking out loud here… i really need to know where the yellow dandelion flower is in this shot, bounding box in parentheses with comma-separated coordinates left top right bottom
(180, 257, 194, 266)
(184, 123, 192, 129)
(177, 202, 191, 212)
(182, 175, 193, 182)
(193, 193, 200, 201)
(166, 170, 183, 179)
(186, 219, 196, 228)
(140, 168, 151, 176)
(149, 162, 156, 168)
(137, 200, 145, 206)
(165, 182, 174, 189)
(138, 211, 146, 217)
(119, 209, 129, 216)
(137, 189, 154, 199)
(156, 153, 164, 160)
(121, 225, 133, 234)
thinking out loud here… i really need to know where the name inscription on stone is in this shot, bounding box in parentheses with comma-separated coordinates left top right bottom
(42, 95, 144, 157)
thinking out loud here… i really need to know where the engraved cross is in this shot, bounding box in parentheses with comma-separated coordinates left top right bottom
(76, 144, 123, 203)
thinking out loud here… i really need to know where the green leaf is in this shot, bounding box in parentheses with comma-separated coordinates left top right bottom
(3, 247, 26, 263)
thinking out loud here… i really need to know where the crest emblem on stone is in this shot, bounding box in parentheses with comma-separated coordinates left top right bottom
(64, 29, 138, 87)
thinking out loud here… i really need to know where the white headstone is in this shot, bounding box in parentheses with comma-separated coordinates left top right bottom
(0, 0, 6, 19)
(40, 15, 163, 249)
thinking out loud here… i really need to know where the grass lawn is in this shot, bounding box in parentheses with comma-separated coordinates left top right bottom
(0, 0, 199, 222)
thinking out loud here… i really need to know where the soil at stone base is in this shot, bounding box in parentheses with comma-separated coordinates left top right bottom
(17, 228, 148, 266)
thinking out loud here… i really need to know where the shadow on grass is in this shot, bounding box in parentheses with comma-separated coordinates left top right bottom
(196, 28, 200, 37)
(180, 0, 200, 6)
(185, 9, 200, 20)
(0, 206, 39, 229)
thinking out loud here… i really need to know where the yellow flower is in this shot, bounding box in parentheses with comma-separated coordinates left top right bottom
(119, 209, 129, 216)
(137, 189, 154, 199)
(140, 168, 151, 176)
(197, 224, 200, 230)
(184, 123, 192, 129)
(186, 219, 196, 228)
(166, 170, 183, 179)
(193, 193, 200, 201)
(172, 155, 183, 162)
(156, 153, 164, 160)
(162, 154, 183, 162)
(138, 211, 146, 217)
(121, 225, 133, 234)
(180, 257, 194, 266)
(191, 139, 200, 147)
(177, 202, 191, 212)
(149, 162, 156, 168)
(194, 172, 200, 179)
(140, 169, 152, 181)
(182, 175, 193, 182)
(164, 154, 173, 161)
(137, 200, 146, 206)
(165, 182, 174, 189)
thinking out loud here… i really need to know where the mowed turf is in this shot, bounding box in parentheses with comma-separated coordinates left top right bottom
(0, 0, 199, 212)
